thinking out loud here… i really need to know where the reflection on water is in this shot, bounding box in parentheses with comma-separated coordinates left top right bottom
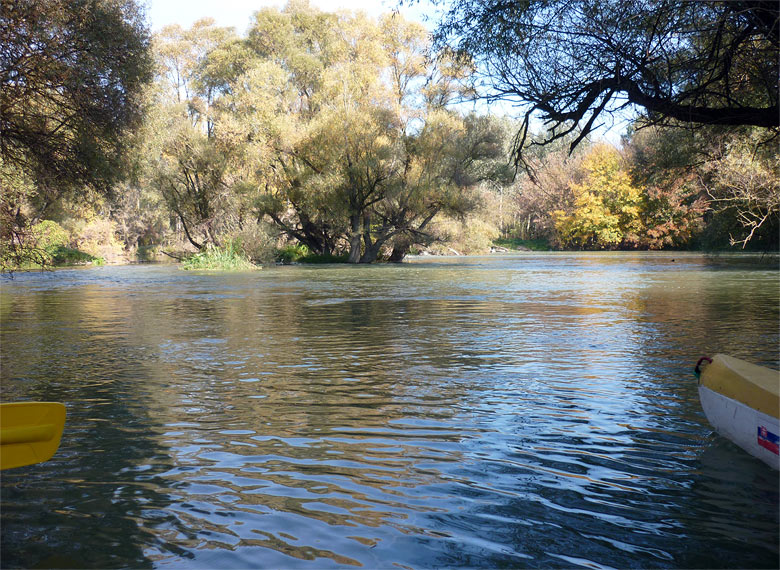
(1, 253, 778, 569)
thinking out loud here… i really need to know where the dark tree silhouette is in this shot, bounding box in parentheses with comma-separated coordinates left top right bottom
(0, 0, 153, 267)
(1, 0, 153, 195)
(432, 0, 779, 157)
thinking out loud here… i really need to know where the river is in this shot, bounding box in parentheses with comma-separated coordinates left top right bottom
(1, 252, 778, 569)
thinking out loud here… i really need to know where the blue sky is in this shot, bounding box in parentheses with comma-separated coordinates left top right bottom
(144, 0, 429, 33)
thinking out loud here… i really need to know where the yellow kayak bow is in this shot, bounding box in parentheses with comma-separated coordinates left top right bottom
(0, 402, 66, 470)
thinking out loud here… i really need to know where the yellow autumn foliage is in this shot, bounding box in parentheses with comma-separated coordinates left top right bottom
(554, 143, 644, 249)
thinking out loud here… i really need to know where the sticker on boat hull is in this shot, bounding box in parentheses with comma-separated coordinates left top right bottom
(757, 426, 779, 455)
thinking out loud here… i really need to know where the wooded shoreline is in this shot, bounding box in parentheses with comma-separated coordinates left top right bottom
(3, 1, 777, 272)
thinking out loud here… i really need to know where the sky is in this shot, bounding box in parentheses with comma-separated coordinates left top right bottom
(144, 0, 430, 33)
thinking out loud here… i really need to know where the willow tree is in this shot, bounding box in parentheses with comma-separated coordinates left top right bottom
(240, 5, 510, 262)
(144, 4, 511, 261)
(240, 4, 351, 256)
(150, 20, 254, 250)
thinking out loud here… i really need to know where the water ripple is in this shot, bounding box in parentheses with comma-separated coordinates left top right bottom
(1, 256, 778, 569)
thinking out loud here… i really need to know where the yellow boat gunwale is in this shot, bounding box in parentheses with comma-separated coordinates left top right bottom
(698, 354, 780, 420)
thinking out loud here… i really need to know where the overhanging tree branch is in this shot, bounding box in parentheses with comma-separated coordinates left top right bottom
(432, 0, 780, 159)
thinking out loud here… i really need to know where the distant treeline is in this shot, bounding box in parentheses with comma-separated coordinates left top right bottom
(2, 1, 777, 270)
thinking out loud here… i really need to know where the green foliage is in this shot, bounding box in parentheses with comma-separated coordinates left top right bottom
(145, 5, 778, 257)
(698, 132, 780, 249)
(0, 220, 100, 269)
(0, 221, 51, 271)
(275, 243, 348, 264)
(493, 238, 550, 251)
(0, 0, 153, 239)
(433, 0, 778, 161)
(49, 247, 100, 266)
(152, 7, 511, 264)
(30, 221, 102, 266)
(150, 112, 239, 250)
(136, 246, 161, 262)
(623, 123, 778, 250)
(31, 221, 70, 252)
(230, 223, 278, 264)
(182, 241, 257, 271)
(7, 0, 774, 265)
(0, 0, 152, 271)
(277, 244, 310, 263)
(67, 218, 125, 263)
(625, 125, 708, 249)
(428, 214, 500, 255)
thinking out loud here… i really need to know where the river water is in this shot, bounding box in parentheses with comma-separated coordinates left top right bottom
(1, 253, 778, 569)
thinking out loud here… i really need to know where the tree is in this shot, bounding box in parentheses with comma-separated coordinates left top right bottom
(624, 125, 707, 248)
(0, 0, 153, 266)
(238, 5, 509, 263)
(140, 4, 511, 262)
(432, 0, 779, 159)
(150, 112, 234, 249)
(553, 144, 644, 248)
(698, 130, 779, 249)
(1, 0, 152, 200)
(150, 20, 266, 252)
(241, 4, 384, 259)
(510, 136, 588, 244)
(622, 120, 778, 249)
(378, 111, 509, 262)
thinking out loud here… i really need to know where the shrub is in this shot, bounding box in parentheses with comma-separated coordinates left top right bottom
(276, 244, 310, 264)
(69, 218, 124, 263)
(136, 245, 160, 262)
(276, 243, 349, 263)
(230, 222, 277, 264)
(50, 246, 99, 265)
(182, 241, 258, 271)
(1, 220, 100, 269)
(33, 221, 100, 266)
(32, 220, 70, 252)
(428, 215, 500, 255)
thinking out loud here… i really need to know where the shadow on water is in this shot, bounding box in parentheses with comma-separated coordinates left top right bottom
(0, 289, 187, 569)
(675, 438, 780, 569)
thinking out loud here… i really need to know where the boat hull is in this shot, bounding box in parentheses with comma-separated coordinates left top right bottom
(698, 385, 779, 470)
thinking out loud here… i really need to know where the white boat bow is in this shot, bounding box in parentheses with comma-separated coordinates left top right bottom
(696, 354, 779, 470)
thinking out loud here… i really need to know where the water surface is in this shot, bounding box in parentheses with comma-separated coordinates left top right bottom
(1, 253, 778, 568)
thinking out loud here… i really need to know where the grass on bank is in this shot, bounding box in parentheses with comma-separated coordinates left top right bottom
(182, 242, 258, 271)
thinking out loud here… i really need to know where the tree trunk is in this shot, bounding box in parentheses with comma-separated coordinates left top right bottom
(348, 214, 362, 263)
(388, 237, 411, 262)
(359, 240, 384, 263)
(360, 227, 401, 263)
(176, 211, 203, 250)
